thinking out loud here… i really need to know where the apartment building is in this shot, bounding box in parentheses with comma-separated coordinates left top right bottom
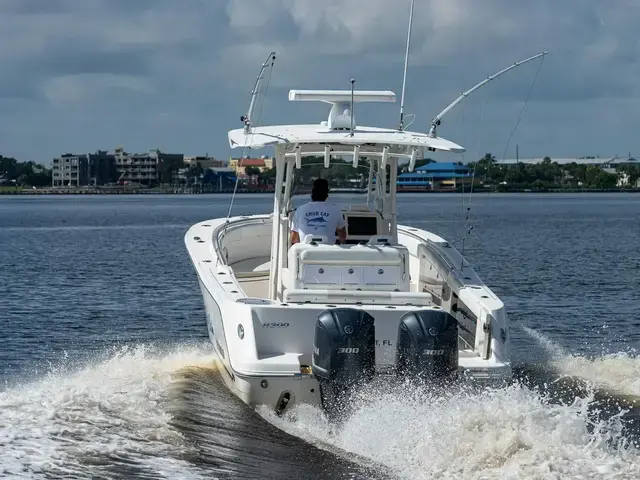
(88, 150, 117, 185)
(184, 155, 224, 169)
(52, 154, 89, 187)
(114, 147, 158, 185)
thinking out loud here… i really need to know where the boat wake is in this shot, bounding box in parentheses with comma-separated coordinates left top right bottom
(1, 335, 639, 479)
(0, 342, 386, 480)
(1, 343, 214, 479)
(259, 381, 639, 479)
(166, 364, 390, 479)
(258, 328, 640, 479)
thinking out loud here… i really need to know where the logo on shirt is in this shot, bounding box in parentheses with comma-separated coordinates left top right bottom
(305, 211, 330, 229)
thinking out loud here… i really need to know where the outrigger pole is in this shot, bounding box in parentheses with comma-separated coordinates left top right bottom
(428, 51, 548, 138)
(398, 0, 415, 131)
(241, 51, 277, 134)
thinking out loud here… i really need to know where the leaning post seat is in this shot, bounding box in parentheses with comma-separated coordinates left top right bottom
(287, 236, 410, 292)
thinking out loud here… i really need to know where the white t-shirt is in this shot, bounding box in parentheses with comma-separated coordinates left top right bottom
(291, 201, 346, 244)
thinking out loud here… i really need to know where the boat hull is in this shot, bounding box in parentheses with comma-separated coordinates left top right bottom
(186, 214, 512, 415)
(198, 276, 323, 409)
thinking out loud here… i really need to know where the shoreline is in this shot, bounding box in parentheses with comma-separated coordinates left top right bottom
(2, 187, 640, 195)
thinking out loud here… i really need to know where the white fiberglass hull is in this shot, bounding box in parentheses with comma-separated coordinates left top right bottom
(185, 214, 511, 414)
(196, 275, 322, 409)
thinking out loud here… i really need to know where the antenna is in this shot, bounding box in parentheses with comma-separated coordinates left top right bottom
(428, 51, 548, 138)
(398, 0, 415, 131)
(350, 79, 355, 136)
(289, 89, 395, 130)
(241, 51, 276, 134)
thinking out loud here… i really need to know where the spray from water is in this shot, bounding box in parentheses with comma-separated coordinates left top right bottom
(258, 333, 640, 480)
(0, 343, 390, 480)
(523, 326, 640, 396)
(0, 343, 214, 479)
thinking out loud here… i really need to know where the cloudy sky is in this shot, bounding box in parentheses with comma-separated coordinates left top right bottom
(1, 0, 638, 165)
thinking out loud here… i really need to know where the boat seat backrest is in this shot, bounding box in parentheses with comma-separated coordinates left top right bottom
(287, 242, 410, 291)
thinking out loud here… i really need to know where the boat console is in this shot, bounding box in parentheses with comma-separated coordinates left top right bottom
(342, 209, 384, 244)
(281, 204, 414, 304)
(287, 236, 409, 292)
(282, 235, 429, 306)
(289, 204, 389, 245)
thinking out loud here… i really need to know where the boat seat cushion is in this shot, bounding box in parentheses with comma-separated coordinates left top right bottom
(253, 260, 271, 272)
(287, 242, 410, 291)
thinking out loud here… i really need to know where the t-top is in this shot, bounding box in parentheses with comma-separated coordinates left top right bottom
(291, 201, 345, 244)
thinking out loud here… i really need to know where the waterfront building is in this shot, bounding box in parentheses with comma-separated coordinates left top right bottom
(229, 156, 273, 175)
(396, 161, 472, 190)
(494, 156, 638, 167)
(184, 156, 224, 169)
(88, 150, 117, 185)
(114, 147, 157, 185)
(202, 167, 236, 190)
(52, 154, 89, 187)
(151, 149, 184, 184)
(112, 147, 184, 185)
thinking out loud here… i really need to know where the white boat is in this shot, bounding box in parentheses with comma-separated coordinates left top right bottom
(185, 32, 547, 415)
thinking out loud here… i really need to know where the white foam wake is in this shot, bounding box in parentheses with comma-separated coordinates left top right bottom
(260, 382, 639, 480)
(0, 343, 214, 479)
(523, 326, 640, 396)
(258, 327, 640, 479)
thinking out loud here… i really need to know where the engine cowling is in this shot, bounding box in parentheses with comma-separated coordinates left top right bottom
(395, 309, 458, 381)
(312, 307, 376, 414)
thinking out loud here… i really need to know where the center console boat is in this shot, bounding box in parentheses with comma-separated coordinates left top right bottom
(184, 83, 523, 415)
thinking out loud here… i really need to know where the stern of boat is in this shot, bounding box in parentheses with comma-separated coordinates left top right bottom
(185, 204, 513, 417)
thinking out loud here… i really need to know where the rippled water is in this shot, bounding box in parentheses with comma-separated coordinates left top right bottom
(1, 193, 639, 479)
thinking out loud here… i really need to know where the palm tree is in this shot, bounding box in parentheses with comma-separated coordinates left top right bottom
(245, 166, 261, 185)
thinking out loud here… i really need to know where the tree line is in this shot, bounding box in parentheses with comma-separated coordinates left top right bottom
(467, 154, 640, 190)
(248, 154, 640, 190)
(0, 156, 52, 187)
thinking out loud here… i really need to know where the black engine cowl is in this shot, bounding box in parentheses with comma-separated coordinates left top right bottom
(312, 308, 376, 414)
(395, 309, 458, 381)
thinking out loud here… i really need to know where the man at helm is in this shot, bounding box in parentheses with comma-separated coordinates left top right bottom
(290, 178, 347, 245)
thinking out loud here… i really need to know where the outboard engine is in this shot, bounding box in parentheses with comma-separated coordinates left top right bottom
(312, 308, 376, 416)
(395, 310, 458, 383)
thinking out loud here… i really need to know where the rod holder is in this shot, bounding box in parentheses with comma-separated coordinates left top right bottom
(381, 146, 389, 169)
(352, 145, 360, 167)
(408, 148, 418, 172)
(295, 145, 302, 169)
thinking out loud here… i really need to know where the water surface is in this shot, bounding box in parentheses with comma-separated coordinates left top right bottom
(1, 193, 639, 479)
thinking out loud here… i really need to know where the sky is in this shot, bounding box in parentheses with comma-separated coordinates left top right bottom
(0, 0, 639, 166)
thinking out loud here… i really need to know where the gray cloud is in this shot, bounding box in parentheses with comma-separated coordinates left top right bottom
(0, 0, 638, 163)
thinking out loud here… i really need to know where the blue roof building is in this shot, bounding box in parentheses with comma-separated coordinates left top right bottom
(397, 161, 472, 189)
(202, 167, 237, 184)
